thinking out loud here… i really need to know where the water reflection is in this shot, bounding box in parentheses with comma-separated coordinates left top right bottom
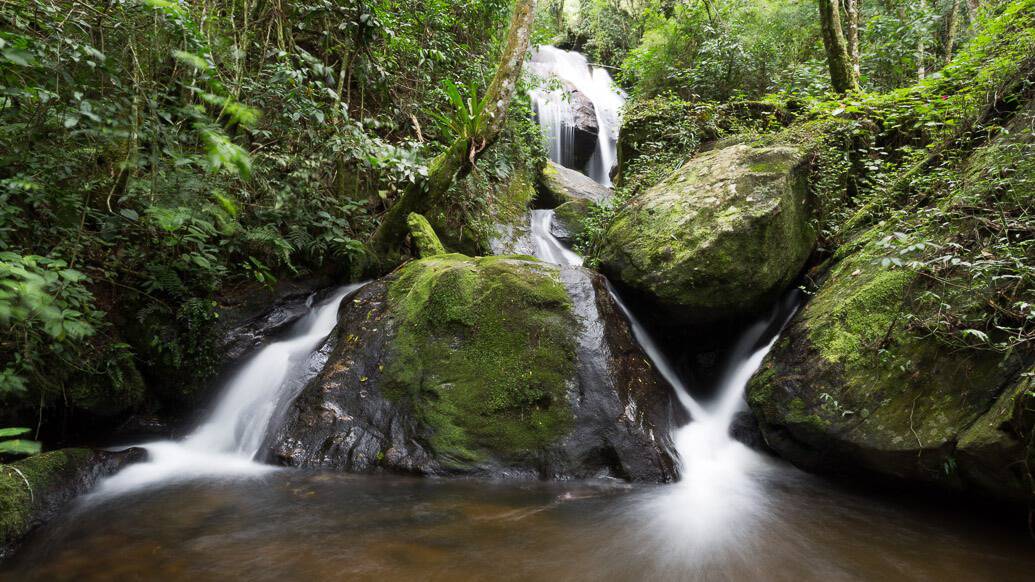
(5, 470, 1031, 581)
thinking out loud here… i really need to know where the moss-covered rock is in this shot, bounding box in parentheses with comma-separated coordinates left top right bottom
(537, 160, 611, 208)
(550, 199, 593, 243)
(746, 76, 1035, 504)
(1, 448, 144, 558)
(384, 254, 577, 460)
(747, 238, 1033, 500)
(597, 144, 816, 325)
(272, 254, 677, 481)
(405, 212, 447, 257)
(615, 96, 792, 196)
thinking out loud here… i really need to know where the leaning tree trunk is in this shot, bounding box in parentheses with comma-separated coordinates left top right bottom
(818, 0, 858, 93)
(367, 0, 537, 266)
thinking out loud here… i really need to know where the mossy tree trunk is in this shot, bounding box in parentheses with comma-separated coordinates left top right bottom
(818, 0, 859, 93)
(844, 0, 861, 83)
(367, 0, 537, 267)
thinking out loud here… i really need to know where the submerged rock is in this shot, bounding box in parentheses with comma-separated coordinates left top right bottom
(0, 447, 145, 558)
(538, 160, 611, 208)
(597, 144, 815, 325)
(272, 254, 677, 481)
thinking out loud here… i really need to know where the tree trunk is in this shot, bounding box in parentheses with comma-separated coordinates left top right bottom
(917, 0, 927, 80)
(818, 0, 858, 93)
(945, 0, 961, 64)
(367, 0, 537, 265)
(966, 0, 980, 22)
(845, 0, 861, 84)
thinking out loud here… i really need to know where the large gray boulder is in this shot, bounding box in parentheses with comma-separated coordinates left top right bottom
(596, 144, 815, 325)
(271, 254, 678, 482)
(538, 160, 611, 208)
(568, 86, 599, 170)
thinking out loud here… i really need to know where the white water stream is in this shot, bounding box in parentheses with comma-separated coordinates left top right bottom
(527, 56, 803, 562)
(528, 46, 625, 185)
(98, 284, 364, 496)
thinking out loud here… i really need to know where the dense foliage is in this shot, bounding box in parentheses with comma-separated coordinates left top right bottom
(0, 0, 540, 437)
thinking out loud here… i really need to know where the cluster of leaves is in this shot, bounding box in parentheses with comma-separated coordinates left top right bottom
(0, 0, 520, 435)
(0, 427, 39, 456)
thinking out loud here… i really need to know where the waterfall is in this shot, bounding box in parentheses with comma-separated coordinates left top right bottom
(97, 284, 364, 496)
(528, 172, 800, 562)
(530, 209, 583, 267)
(529, 84, 576, 168)
(528, 46, 625, 185)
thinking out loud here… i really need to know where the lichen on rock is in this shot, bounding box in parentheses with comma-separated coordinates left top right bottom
(597, 143, 816, 325)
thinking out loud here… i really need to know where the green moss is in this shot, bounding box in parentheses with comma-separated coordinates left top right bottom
(807, 255, 914, 367)
(597, 144, 815, 322)
(406, 213, 447, 257)
(786, 398, 830, 430)
(0, 449, 93, 546)
(384, 254, 577, 463)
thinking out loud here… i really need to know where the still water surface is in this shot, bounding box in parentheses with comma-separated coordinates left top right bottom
(5, 466, 1032, 581)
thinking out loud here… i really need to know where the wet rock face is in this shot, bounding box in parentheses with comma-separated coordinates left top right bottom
(550, 199, 592, 244)
(538, 160, 611, 208)
(217, 285, 332, 364)
(0, 447, 145, 558)
(596, 144, 816, 326)
(271, 254, 677, 482)
(569, 87, 599, 170)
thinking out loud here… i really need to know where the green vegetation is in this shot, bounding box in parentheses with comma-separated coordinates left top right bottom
(0, 448, 92, 545)
(1, 0, 544, 435)
(1, 0, 1031, 512)
(384, 254, 577, 463)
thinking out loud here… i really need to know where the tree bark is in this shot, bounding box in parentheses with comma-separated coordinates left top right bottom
(367, 0, 537, 265)
(917, 0, 927, 80)
(944, 0, 961, 63)
(818, 0, 858, 93)
(966, 0, 980, 22)
(844, 0, 861, 84)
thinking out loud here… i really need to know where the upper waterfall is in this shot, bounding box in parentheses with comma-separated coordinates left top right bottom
(527, 46, 625, 186)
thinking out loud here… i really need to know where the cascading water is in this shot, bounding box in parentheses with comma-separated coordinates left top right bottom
(530, 209, 583, 267)
(97, 284, 364, 496)
(526, 139, 800, 565)
(527, 46, 625, 185)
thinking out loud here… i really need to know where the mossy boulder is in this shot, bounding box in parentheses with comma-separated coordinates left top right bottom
(615, 96, 792, 195)
(747, 84, 1035, 505)
(1, 448, 145, 558)
(537, 160, 611, 208)
(597, 144, 816, 325)
(747, 241, 1034, 502)
(550, 199, 593, 243)
(272, 254, 677, 481)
